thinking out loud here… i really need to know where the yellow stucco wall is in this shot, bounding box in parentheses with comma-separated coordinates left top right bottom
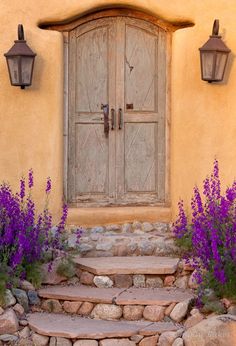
(0, 0, 236, 226)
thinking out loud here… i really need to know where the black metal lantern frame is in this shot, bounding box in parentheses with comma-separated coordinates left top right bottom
(4, 24, 36, 89)
(199, 20, 231, 83)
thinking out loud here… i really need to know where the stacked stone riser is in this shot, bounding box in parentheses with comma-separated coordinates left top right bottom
(77, 262, 197, 290)
(69, 222, 181, 258)
(38, 298, 187, 323)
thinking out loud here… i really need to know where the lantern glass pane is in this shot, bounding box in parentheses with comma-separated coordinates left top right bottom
(7, 57, 20, 85)
(21, 57, 34, 85)
(201, 51, 214, 80)
(215, 52, 227, 81)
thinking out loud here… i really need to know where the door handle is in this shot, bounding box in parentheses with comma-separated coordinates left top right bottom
(101, 104, 109, 137)
(118, 108, 123, 130)
(111, 108, 115, 130)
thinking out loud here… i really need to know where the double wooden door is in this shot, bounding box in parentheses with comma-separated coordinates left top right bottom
(68, 16, 167, 206)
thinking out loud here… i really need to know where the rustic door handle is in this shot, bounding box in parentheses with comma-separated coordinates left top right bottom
(118, 108, 123, 129)
(111, 108, 115, 130)
(101, 104, 109, 137)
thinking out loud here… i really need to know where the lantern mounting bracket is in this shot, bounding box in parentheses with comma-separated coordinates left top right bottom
(212, 19, 219, 36)
(18, 24, 25, 41)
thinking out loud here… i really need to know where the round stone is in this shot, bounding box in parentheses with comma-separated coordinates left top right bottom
(91, 304, 122, 320)
(3, 290, 16, 308)
(146, 276, 163, 288)
(170, 300, 191, 322)
(32, 333, 49, 346)
(141, 222, 154, 232)
(78, 302, 94, 316)
(123, 305, 144, 321)
(143, 305, 165, 322)
(80, 271, 95, 285)
(93, 276, 113, 288)
(133, 275, 145, 288)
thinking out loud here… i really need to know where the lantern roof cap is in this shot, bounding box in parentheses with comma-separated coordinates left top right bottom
(4, 40, 36, 57)
(199, 36, 231, 53)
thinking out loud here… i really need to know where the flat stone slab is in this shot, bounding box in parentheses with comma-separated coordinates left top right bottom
(38, 285, 122, 304)
(139, 322, 179, 336)
(116, 287, 194, 306)
(28, 313, 178, 339)
(38, 285, 194, 306)
(74, 256, 179, 275)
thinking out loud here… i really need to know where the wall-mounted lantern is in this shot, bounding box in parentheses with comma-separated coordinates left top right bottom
(199, 19, 231, 83)
(4, 24, 36, 89)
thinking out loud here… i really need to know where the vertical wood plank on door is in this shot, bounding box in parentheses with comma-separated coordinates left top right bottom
(75, 124, 108, 194)
(125, 123, 156, 192)
(125, 25, 156, 111)
(68, 30, 77, 202)
(76, 26, 108, 112)
(156, 28, 167, 202)
(115, 18, 126, 199)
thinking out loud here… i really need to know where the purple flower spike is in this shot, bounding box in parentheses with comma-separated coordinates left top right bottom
(46, 177, 52, 194)
(172, 159, 236, 301)
(20, 178, 25, 200)
(28, 169, 34, 189)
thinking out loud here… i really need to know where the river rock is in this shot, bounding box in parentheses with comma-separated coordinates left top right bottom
(41, 258, 67, 285)
(170, 299, 190, 322)
(143, 305, 165, 322)
(93, 276, 113, 288)
(28, 290, 40, 305)
(32, 333, 49, 346)
(133, 274, 145, 288)
(3, 290, 16, 308)
(183, 314, 236, 346)
(123, 305, 144, 320)
(0, 309, 19, 334)
(91, 304, 122, 320)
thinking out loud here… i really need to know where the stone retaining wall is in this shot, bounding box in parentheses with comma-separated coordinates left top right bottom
(67, 222, 180, 258)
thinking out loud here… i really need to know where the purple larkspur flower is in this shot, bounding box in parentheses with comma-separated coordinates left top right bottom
(28, 169, 34, 189)
(172, 159, 236, 299)
(20, 178, 25, 200)
(45, 177, 52, 194)
(0, 170, 69, 288)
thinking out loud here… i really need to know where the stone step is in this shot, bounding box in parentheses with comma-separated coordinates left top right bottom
(73, 256, 179, 275)
(38, 285, 194, 306)
(28, 312, 178, 339)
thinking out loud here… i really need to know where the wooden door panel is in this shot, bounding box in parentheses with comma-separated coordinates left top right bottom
(68, 19, 116, 205)
(125, 25, 156, 112)
(116, 17, 165, 205)
(125, 123, 157, 192)
(75, 27, 108, 113)
(75, 124, 108, 195)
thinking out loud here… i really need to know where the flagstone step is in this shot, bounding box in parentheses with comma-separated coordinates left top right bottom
(28, 312, 179, 339)
(73, 256, 180, 275)
(38, 285, 194, 306)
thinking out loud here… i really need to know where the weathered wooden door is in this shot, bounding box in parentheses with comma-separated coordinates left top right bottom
(68, 16, 167, 206)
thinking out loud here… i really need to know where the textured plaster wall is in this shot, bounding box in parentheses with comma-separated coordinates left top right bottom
(0, 0, 236, 224)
